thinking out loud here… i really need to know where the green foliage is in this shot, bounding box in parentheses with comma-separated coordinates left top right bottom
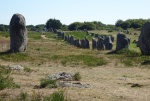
(79, 22, 96, 30)
(0, 65, 20, 90)
(46, 90, 65, 101)
(68, 22, 83, 30)
(74, 72, 81, 81)
(40, 78, 57, 88)
(0, 24, 9, 31)
(115, 19, 150, 29)
(46, 18, 62, 30)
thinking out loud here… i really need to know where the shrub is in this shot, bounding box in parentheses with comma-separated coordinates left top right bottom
(40, 78, 57, 88)
(0, 65, 20, 90)
(74, 72, 81, 81)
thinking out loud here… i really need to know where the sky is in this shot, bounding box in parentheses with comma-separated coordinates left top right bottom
(0, 0, 150, 25)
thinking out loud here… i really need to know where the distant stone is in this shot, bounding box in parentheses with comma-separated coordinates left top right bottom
(92, 38, 97, 49)
(97, 37, 105, 50)
(8, 65, 24, 70)
(138, 22, 150, 55)
(85, 37, 90, 48)
(81, 39, 86, 48)
(116, 32, 130, 51)
(74, 39, 81, 47)
(95, 34, 99, 38)
(104, 36, 113, 50)
(9, 13, 28, 53)
(70, 35, 75, 45)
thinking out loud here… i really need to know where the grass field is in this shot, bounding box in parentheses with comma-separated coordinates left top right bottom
(0, 30, 150, 101)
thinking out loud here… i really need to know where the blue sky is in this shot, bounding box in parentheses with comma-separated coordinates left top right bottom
(0, 0, 150, 25)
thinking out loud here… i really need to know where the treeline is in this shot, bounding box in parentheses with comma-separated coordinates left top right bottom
(0, 18, 150, 31)
(115, 19, 150, 30)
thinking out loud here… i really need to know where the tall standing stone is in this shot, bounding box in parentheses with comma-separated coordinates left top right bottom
(92, 38, 97, 49)
(97, 37, 105, 50)
(104, 36, 113, 50)
(9, 13, 28, 53)
(138, 22, 150, 55)
(116, 32, 130, 51)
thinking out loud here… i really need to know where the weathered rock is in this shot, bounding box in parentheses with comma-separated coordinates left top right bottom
(116, 32, 130, 51)
(84, 29, 89, 36)
(8, 65, 24, 70)
(61, 32, 65, 39)
(138, 22, 150, 55)
(92, 38, 97, 49)
(110, 36, 115, 42)
(9, 13, 28, 52)
(48, 72, 74, 81)
(81, 39, 86, 48)
(64, 36, 68, 41)
(85, 37, 90, 48)
(70, 35, 75, 45)
(95, 34, 99, 38)
(91, 33, 95, 36)
(74, 39, 81, 47)
(97, 37, 105, 50)
(104, 36, 113, 50)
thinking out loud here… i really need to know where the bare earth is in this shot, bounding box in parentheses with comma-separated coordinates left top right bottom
(0, 34, 150, 101)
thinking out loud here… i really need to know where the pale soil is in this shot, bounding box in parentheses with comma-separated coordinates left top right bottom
(0, 35, 150, 101)
(1, 59, 150, 101)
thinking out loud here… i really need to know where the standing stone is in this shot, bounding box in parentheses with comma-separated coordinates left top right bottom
(116, 32, 130, 51)
(97, 37, 105, 50)
(70, 35, 75, 45)
(110, 36, 114, 42)
(84, 29, 89, 36)
(91, 33, 95, 36)
(64, 36, 68, 41)
(104, 36, 113, 50)
(81, 39, 86, 48)
(85, 37, 90, 48)
(9, 13, 28, 53)
(92, 38, 97, 49)
(138, 22, 150, 55)
(95, 34, 99, 38)
(76, 39, 81, 48)
(61, 32, 65, 39)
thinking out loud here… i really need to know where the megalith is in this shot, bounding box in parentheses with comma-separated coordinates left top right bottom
(9, 13, 28, 53)
(116, 32, 130, 51)
(138, 22, 150, 55)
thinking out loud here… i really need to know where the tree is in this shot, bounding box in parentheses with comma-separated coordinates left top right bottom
(45, 18, 62, 30)
(0, 24, 9, 31)
(68, 22, 83, 30)
(79, 22, 96, 30)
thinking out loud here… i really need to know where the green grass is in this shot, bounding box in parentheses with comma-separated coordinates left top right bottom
(50, 54, 107, 67)
(0, 31, 9, 38)
(0, 52, 32, 62)
(40, 78, 57, 88)
(0, 65, 20, 90)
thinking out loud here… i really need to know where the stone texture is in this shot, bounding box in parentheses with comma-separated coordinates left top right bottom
(97, 37, 105, 50)
(104, 36, 113, 50)
(138, 22, 150, 55)
(92, 38, 97, 49)
(85, 37, 90, 49)
(9, 13, 28, 52)
(116, 32, 130, 51)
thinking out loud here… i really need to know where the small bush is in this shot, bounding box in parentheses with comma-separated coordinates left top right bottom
(18, 92, 28, 101)
(44, 90, 65, 101)
(0, 65, 20, 90)
(24, 67, 32, 73)
(74, 72, 81, 81)
(40, 78, 57, 88)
